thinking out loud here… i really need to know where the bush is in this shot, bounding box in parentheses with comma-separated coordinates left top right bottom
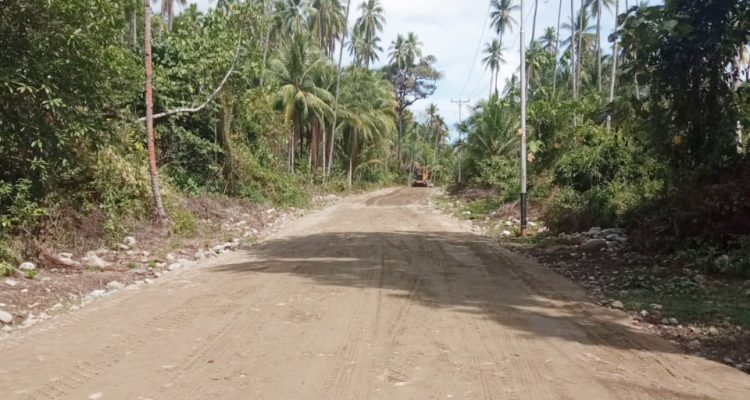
(473, 156, 520, 203)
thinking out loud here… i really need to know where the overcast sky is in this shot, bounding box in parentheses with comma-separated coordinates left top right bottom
(182, 0, 620, 136)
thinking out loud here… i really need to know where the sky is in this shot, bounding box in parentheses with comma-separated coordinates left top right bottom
(185, 0, 620, 137)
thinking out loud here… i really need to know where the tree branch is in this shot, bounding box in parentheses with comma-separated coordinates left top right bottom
(137, 32, 243, 122)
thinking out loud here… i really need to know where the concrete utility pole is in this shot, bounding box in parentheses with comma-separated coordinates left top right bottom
(520, 0, 529, 238)
(451, 98, 470, 185)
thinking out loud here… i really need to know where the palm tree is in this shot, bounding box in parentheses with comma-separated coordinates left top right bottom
(310, 0, 345, 57)
(489, 0, 519, 43)
(586, 0, 615, 91)
(353, 0, 386, 68)
(562, 7, 595, 93)
(405, 32, 423, 66)
(338, 68, 396, 186)
(426, 104, 446, 165)
(540, 27, 557, 53)
(481, 39, 505, 99)
(158, 0, 187, 32)
(269, 34, 334, 172)
(349, 28, 382, 67)
(389, 34, 408, 69)
(274, 0, 312, 38)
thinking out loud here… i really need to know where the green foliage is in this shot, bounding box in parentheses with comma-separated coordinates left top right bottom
(24, 269, 38, 280)
(0, 262, 16, 277)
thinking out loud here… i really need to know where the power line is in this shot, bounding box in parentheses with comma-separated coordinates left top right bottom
(458, 0, 493, 98)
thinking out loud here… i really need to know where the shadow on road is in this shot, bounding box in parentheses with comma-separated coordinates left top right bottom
(210, 231, 689, 358)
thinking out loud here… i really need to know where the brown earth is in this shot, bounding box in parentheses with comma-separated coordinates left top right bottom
(1, 187, 749, 399)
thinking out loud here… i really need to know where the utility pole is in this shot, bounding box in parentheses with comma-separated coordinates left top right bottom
(451, 98, 470, 185)
(520, 0, 529, 238)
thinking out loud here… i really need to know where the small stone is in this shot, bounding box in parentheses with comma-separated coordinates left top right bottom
(50, 303, 63, 311)
(723, 357, 734, 364)
(18, 262, 36, 271)
(668, 318, 679, 325)
(687, 340, 701, 350)
(105, 281, 125, 292)
(0, 310, 13, 324)
(660, 318, 669, 325)
(744, 289, 750, 297)
(640, 310, 649, 317)
(194, 251, 206, 260)
(4, 278, 17, 287)
(611, 300, 624, 310)
(501, 230, 512, 237)
(581, 239, 608, 252)
(708, 327, 720, 336)
(166, 253, 176, 262)
(82, 254, 110, 270)
(123, 236, 137, 246)
(694, 274, 707, 284)
(83, 289, 108, 304)
(588, 227, 602, 235)
(650, 304, 663, 311)
(117, 244, 130, 251)
(167, 263, 182, 271)
(58, 252, 73, 259)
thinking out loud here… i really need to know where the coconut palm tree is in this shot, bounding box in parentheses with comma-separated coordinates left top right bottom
(481, 39, 505, 99)
(310, 0, 345, 57)
(540, 27, 557, 53)
(269, 34, 334, 172)
(349, 28, 382, 67)
(586, 0, 615, 91)
(562, 7, 595, 93)
(338, 68, 396, 186)
(274, 0, 312, 38)
(353, 0, 386, 68)
(489, 0, 519, 43)
(158, 0, 187, 32)
(405, 32, 423, 66)
(389, 34, 408, 69)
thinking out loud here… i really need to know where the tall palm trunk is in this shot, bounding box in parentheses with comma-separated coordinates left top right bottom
(143, 0, 167, 221)
(570, 0, 577, 99)
(347, 132, 356, 188)
(553, 0, 563, 97)
(528, 0, 539, 92)
(577, 0, 584, 96)
(131, 0, 138, 49)
(606, 0, 619, 134)
(260, 0, 271, 87)
(596, 0, 602, 92)
(328, 0, 353, 177)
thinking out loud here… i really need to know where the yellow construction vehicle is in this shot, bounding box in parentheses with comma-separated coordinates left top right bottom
(411, 163, 432, 187)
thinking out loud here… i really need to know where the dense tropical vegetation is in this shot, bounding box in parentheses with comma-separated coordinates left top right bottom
(1, 0, 749, 279)
(460, 0, 750, 276)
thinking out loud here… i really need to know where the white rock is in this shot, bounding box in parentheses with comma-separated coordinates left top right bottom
(501, 230, 512, 237)
(0, 310, 13, 324)
(58, 252, 74, 259)
(83, 289, 108, 304)
(4, 278, 17, 287)
(117, 244, 130, 251)
(211, 245, 225, 253)
(650, 304, 663, 311)
(640, 310, 649, 317)
(588, 227, 602, 235)
(668, 318, 679, 325)
(166, 253, 176, 262)
(18, 262, 36, 271)
(708, 327, 720, 336)
(123, 236, 137, 247)
(50, 303, 63, 311)
(167, 263, 182, 271)
(611, 300, 624, 310)
(687, 340, 701, 350)
(105, 281, 125, 292)
(88, 392, 104, 400)
(194, 251, 206, 260)
(581, 239, 608, 252)
(528, 221, 537, 227)
(82, 254, 110, 269)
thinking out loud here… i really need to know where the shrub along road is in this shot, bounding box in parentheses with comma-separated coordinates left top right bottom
(1, 188, 748, 399)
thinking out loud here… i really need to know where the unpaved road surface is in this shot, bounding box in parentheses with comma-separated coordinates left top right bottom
(2, 188, 749, 399)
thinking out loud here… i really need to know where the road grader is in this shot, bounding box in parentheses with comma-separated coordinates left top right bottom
(411, 164, 432, 187)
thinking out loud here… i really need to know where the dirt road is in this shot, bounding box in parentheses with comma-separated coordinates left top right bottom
(2, 188, 749, 399)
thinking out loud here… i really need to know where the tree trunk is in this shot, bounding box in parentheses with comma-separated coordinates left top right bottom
(218, 94, 235, 194)
(143, 0, 167, 221)
(553, 0, 563, 97)
(321, 121, 328, 174)
(596, 0, 602, 92)
(577, 0, 584, 96)
(131, 0, 138, 50)
(311, 120, 320, 167)
(606, 0, 619, 134)
(347, 132, 356, 188)
(397, 111, 404, 169)
(570, 0, 577, 99)
(328, 0, 353, 176)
